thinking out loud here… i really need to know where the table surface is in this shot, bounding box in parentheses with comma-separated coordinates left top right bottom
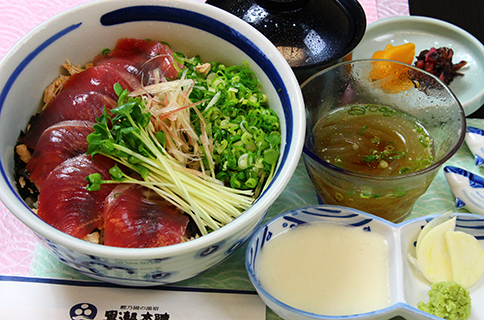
(1, 0, 483, 319)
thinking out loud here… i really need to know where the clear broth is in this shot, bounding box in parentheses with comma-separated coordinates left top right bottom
(313, 104, 434, 176)
(306, 104, 437, 222)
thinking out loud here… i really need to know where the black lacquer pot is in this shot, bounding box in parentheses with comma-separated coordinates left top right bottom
(206, 0, 367, 83)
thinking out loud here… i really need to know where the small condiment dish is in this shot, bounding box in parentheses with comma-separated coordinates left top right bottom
(352, 16, 484, 116)
(245, 205, 484, 320)
(444, 166, 484, 215)
(442, 126, 484, 215)
(465, 127, 484, 167)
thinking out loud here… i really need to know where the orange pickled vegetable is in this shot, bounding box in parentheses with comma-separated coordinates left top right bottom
(369, 43, 416, 93)
(372, 43, 416, 65)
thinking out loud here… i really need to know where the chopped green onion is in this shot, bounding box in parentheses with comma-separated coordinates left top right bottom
(182, 58, 281, 192)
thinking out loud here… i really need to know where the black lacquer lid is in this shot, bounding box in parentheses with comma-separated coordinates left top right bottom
(206, 0, 366, 83)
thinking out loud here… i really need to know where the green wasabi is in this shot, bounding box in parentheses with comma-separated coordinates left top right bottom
(418, 281, 471, 320)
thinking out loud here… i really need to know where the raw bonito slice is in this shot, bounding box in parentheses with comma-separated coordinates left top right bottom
(26, 120, 95, 191)
(93, 38, 181, 81)
(61, 64, 141, 99)
(37, 154, 116, 239)
(95, 57, 144, 76)
(103, 184, 189, 248)
(20, 91, 115, 150)
(19, 64, 140, 149)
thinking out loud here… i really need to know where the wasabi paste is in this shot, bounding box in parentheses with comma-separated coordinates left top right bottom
(418, 281, 471, 320)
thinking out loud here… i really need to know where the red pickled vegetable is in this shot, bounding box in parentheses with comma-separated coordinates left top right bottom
(414, 47, 467, 85)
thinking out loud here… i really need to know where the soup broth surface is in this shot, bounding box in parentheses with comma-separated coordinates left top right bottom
(313, 104, 434, 175)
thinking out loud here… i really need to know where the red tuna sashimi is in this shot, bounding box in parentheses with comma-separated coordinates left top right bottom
(60, 64, 141, 99)
(19, 91, 116, 150)
(20, 64, 140, 149)
(93, 38, 181, 81)
(37, 154, 116, 240)
(95, 57, 144, 76)
(103, 184, 189, 248)
(26, 120, 95, 191)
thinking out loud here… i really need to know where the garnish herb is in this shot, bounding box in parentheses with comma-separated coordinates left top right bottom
(85, 84, 255, 235)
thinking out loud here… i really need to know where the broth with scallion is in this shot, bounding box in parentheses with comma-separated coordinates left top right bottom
(305, 104, 436, 222)
(313, 104, 434, 175)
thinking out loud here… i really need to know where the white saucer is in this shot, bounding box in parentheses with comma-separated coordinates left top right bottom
(353, 16, 484, 116)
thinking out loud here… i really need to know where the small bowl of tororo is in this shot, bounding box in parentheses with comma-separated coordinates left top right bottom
(245, 206, 484, 320)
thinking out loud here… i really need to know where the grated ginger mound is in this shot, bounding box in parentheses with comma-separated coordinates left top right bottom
(418, 281, 471, 320)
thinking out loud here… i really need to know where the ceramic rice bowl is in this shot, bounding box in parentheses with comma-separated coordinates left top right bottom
(0, 0, 304, 286)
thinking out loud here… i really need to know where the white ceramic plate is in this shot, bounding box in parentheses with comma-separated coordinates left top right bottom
(352, 16, 484, 116)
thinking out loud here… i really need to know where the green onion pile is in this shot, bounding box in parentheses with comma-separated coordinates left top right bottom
(176, 54, 281, 195)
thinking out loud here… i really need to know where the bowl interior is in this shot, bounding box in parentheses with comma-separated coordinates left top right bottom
(0, 0, 304, 259)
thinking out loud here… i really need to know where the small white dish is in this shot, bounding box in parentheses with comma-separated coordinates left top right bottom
(352, 16, 484, 116)
(246, 205, 484, 320)
(444, 166, 484, 215)
(466, 127, 484, 166)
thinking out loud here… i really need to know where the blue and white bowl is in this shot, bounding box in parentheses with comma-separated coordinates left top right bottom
(465, 126, 484, 167)
(0, 0, 304, 286)
(246, 205, 484, 320)
(444, 165, 484, 215)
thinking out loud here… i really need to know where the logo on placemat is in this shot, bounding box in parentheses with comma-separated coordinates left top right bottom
(69, 302, 170, 320)
(69, 303, 98, 320)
